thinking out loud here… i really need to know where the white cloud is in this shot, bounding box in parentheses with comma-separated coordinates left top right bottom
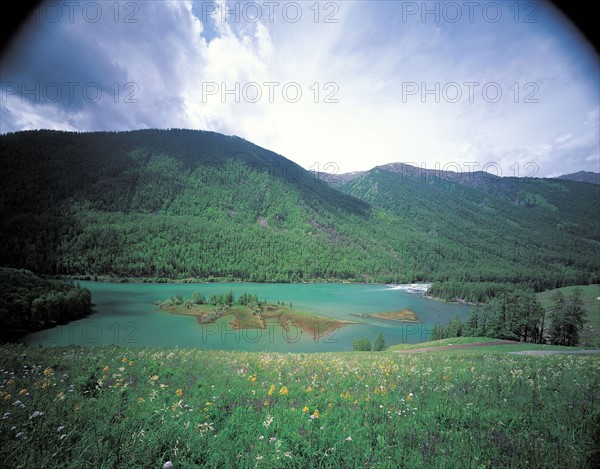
(1, 0, 598, 177)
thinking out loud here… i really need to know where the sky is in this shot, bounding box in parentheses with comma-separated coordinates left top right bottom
(0, 0, 598, 177)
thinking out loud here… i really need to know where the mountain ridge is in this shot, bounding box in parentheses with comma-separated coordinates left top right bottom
(0, 129, 598, 300)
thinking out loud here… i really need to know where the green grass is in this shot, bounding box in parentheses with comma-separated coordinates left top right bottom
(1, 344, 598, 468)
(537, 284, 600, 346)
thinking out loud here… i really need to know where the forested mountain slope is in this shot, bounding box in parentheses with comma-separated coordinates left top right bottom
(0, 129, 598, 299)
(0, 129, 423, 283)
(339, 166, 600, 300)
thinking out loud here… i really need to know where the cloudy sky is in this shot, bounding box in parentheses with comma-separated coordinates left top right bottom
(0, 0, 598, 177)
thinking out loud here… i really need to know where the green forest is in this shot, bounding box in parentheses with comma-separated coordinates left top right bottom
(0, 267, 92, 340)
(0, 129, 598, 303)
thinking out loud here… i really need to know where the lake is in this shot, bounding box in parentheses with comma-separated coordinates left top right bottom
(24, 282, 471, 352)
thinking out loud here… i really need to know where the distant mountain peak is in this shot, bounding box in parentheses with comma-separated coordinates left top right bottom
(557, 171, 600, 185)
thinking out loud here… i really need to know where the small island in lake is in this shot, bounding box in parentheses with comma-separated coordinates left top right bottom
(157, 291, 355, 339)
(353, 308, 419, 323)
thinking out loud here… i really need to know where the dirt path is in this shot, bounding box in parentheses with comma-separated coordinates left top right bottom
(509, 350, 600, 356)
(394, 340, 518, 353)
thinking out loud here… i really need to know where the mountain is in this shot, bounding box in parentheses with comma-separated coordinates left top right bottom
(557, 171, 600, 185)
(337, 165, 600, 299)
(0, 129, 598, 300)
(0, 129, 427, 284)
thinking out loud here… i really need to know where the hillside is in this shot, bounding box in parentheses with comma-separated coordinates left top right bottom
(0, 129, 426, 283)
(0, 130, 598, 298)
(338, 166, 600, 300)
(557, 171, 600, 185)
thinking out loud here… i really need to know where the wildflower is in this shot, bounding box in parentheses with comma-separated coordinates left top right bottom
(256, 455, 263, 461)
(129, 361, 134, 366)
(305, 386, 313, 392)
(176, 388, 183, 398)
(103, 366, 110, 372)
(252, 377, 257, 383)
(15, 432, 23, 438)
(59, 434, 67, 440)
(2, 412, 10, 419)
(268, 384, 275, 396)
(57, 426, 65, 432)
(197, 422, 215, 433)
(55, 392, 65, 401)
(263, 401, 269, 406)
(150, 375, 159, 381)
(310, 409, 320, 419)
(12, 400, 21, 406)
(407, 392, 414, 402)
(43, 367, 53, 375)
(303, 406, 309, 413)
(259, 435, 264, 441)
(262, 415, 273, 428)
(269, 437, 277, 443)
(137, 397, 145, 403)
(122, 357, 128, 363)
(29, 411, 44, 420)
(279, 386, 288, 395)
(18, 389, 27, 396)
(345, 436, 353, 441)
(163, 462, 173, 469)
(7, 379, 14, 385)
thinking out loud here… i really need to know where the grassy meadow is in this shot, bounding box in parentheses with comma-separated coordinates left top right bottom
(1, 342, 598, 468)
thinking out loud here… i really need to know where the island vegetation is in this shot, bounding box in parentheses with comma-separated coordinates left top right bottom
(157, 291, 353, 339)
(353, 308, 419, 323)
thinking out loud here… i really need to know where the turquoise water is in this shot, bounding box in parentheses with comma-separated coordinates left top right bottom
(24, 282, 471, 352)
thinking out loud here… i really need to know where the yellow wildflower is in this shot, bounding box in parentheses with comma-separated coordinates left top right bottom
(43, 367, 53, 376)
(137, 397, 145, 402)
(176, 388, 183, 397)
(205, 402, 212, 406)
(6, 379, 14, 386)
(264, 401, 269, 406)
(303, 406, 309, 413)
(129, 361, 134, 366)
(252, 377, 257, 383)
(311, 409, 320, 419)
(103, 365, 110, 372)
(407, 392, 414, 402)
(19, 389, 27, 396)
(305, 386, 313, 392)
(4, 394, 11, 401)
(279, 386, 289, 395)
(268, 385, 275, 397)
(122, 357, 128, 363)
(150, 375, 159, 381)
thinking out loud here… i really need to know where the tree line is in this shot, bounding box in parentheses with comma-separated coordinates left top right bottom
(431, 288, 587, 346)
(0, 267, 92, 341)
